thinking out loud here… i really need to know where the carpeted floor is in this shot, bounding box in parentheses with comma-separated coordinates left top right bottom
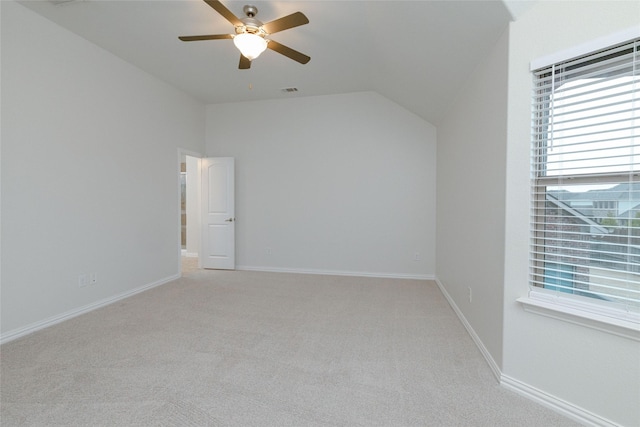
(0, 259, 578, 426)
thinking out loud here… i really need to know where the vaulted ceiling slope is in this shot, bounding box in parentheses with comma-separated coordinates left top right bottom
(17, 0, 519, 125)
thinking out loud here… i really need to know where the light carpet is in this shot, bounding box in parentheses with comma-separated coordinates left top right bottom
(0, 261, 578, 426)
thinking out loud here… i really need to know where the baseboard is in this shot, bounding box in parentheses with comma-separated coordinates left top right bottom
(433, 278, 502, 381)
(434, 277, 620, 427)
(0, 273, 180, 345)
(236, 265, 435, 281)
(183, 252, 198, 258)
(501, 374, 619, 427)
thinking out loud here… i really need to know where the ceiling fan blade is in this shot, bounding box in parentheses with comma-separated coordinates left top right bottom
(203, 0, 242, 27)
(267, 40, 310, 64)
(262, 12, 309, 34)
(239, 55, 251, 70)
(179, 34, 233, 42)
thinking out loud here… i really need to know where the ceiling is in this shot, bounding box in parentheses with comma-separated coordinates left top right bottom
(18, 0, 523, 124)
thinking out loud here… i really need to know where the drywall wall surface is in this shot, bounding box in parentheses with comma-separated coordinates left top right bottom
(1, 1, 205, 336)
(436, 29, 509, 370)
(504, 1, 640, 425)
(206, 92, 436, 278)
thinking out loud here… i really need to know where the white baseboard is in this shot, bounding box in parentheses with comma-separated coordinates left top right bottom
(501, 374, 619, 427)
(0, 273, 180, 345)
(183, 252, 198, 258)
(236, 265, 435, 281)
(434, 278, 501, 381)
(434, 277, 621, 427)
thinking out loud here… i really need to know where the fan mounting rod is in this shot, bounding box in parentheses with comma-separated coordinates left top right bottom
(243, 5, 258, 17)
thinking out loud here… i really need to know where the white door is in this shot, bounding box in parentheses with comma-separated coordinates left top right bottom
(201, 157, 235, 269)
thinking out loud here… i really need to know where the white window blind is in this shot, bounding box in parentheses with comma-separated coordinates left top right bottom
(530, 38, 639, 312)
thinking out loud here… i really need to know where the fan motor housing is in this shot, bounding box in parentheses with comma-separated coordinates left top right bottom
(236, 19, 265, 36)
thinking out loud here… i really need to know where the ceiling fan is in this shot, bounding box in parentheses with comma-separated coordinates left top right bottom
(179, 0, 310, 69)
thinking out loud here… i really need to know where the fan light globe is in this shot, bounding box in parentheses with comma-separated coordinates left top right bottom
(233, 33, 267, 61)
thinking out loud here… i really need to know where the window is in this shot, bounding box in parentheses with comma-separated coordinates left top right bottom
(530, 39, 639, 314)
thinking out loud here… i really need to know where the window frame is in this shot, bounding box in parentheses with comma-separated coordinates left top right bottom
(522, 32, 640, 338)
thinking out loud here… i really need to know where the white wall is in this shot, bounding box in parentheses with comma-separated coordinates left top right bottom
(503, 2, 640, 426)
(206, 92, 436, 278)
(436, 29, 509, 370)
(0, 1, 205, 338)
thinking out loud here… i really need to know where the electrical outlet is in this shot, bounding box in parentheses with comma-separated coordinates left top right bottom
(468, 287, 472, 303)
(78, 274, 89, 288)
(90, 273, 98, 285)
(413, 252, 420, 261)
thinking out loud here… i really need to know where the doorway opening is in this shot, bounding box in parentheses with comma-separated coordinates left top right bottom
(180, 159, 187, 251)
(178, 150, 202, 273)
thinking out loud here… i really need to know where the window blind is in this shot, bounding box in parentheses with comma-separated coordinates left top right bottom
(530, 38, 640, 312)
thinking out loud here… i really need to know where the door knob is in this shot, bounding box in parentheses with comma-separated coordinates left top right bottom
(225, 218, 235, 222)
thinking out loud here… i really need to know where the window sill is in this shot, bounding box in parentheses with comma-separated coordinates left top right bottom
(517, 290, 640, 341)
